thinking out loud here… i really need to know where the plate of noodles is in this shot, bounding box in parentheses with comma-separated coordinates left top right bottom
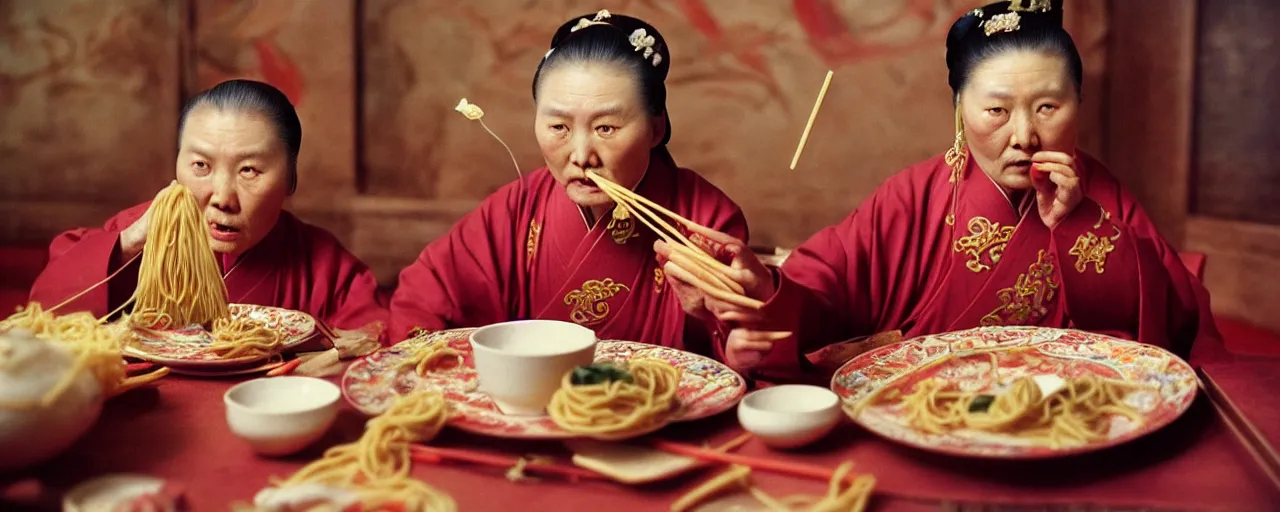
(341, 328, 746, 439)
(831, 326, 1197, 459)
(125, 304, 316, 368)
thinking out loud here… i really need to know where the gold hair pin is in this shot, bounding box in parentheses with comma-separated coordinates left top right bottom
(1008, 0, 1052, 13)
(983, 12, 1021, 36)
(571, 9, 611, 32)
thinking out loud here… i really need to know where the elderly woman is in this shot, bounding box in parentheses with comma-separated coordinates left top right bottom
(661, 0, 1222, 381)
(389, 11, 747, 352)
(29, 79, 388, 336)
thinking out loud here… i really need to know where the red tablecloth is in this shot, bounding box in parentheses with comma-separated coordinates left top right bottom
(5, 370, 1279, 511)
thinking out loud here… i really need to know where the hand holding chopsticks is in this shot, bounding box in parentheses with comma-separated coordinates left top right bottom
(585, 171, 766, 312)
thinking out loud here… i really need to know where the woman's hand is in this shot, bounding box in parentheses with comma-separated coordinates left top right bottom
(120, 181, 177, 260)
(1030, 152, 1083, 229)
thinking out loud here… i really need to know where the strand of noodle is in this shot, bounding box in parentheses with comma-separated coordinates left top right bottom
(46, 252, 143, 314)
(0, 303, 139, 409)
(130, 184, 230, 329)
(548, 359, 681, 440)
(672, 461, 875, 512)
(262, 391, 455, 511)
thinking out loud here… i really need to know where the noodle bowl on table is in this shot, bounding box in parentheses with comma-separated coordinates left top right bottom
(831, 326, 1198, 459)
(341, 327, 746, 439)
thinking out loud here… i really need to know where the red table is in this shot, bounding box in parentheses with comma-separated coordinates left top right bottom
(5, 367, 1280, 511)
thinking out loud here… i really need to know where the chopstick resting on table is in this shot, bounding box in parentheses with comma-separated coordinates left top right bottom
(1197, 367, 1280, 491)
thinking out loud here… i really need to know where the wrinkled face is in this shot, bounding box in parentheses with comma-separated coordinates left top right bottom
(534, 62, 665, 209)
(175, 106, 290, 256)
(960, 50, 1079, 190)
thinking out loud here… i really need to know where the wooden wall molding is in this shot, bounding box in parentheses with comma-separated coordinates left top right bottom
(1185, 216, 1280, 334)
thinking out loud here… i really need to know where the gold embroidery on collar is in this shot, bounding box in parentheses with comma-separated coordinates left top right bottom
(953, 217, 1016, 272)
(654, 267, 665, 293)
(564, 278, 630, 326)
(607, 205, 639, 244)
(1070, 207, 1122, 274)
(526, 220, 542, 262)
(980, 250, 1059, 326)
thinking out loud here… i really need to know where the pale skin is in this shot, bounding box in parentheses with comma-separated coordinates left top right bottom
(662, 50, 1086, 371)
(119, 106, 291, 262)
(534, 61, 666, 224)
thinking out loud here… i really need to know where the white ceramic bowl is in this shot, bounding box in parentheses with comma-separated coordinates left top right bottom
(737, 384, 842, 449)
(469, 320, 598, 416)
(224, 376, 340, 456)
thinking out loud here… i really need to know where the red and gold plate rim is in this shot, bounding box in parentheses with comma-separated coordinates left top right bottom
(340, 328, 746, 439)
(829, 326, 1197, 459)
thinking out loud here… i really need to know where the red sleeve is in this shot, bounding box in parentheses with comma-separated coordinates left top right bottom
(684, 202, 750, 361)
(300, 226, 390, 338)
(387, 187, 519, 344)
(744, 173, 926, 382)
(28, 204, 149, 316)
(1051, 194, 1224, 363)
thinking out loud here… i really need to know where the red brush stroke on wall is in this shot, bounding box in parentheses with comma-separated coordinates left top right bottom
(677, 0, 771, 76)
(252, 39, 304, 105)
(792, 0, 968, 66)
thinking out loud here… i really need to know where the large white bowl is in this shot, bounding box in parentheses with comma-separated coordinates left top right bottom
(224, 376, 340, 456)
(738, 384, 842, 449)
(0, 330, 104, 473)
(469, 320, 598, 416)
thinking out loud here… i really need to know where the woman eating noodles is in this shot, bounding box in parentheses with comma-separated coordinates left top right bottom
(28, 79, 388, 337)
(389, 11, 747, 355)
(660, 0, 1223, 381)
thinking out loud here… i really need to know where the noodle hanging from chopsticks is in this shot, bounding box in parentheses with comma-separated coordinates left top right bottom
(129, 183, 231, 330)
(547, 359, 681, 440)
(257, 391, 456, 511)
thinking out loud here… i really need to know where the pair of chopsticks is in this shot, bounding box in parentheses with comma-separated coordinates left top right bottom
(584, 172, 763, 310)
(1197, 367, 1280, 491)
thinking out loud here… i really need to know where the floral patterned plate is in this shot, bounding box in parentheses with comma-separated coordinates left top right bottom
(831, 326, 1197, 459)
(124, 304, 316, 368)
(341, 328, 746, 439)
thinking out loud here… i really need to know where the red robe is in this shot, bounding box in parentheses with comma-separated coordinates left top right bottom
(388, 154, 748, 355)
(28, 204, 389, 336)
(753, 151, 1223, 382)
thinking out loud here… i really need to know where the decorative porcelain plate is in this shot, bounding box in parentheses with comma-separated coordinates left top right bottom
(831, 326, 1197, 459)
(341, 328, 746, 439)
(125, 304, 315, 368)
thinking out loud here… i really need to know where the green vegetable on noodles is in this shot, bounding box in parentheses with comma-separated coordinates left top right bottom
(570, 363, 633, 386)
(968, 394, 996, 413)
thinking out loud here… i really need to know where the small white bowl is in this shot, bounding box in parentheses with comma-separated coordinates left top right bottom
(224, 376, 340, 456)
(737, 384, 842, 449)
(470, 320, 598, 416)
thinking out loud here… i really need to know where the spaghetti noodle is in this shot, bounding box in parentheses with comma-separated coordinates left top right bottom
(547, 359, 681, 439)
(0, 303, 141, 407)
(856, 361, 1147, 449)
(257, 391, 456, 511)
(205, 317, 284, 359)
(396, 332, 463, 376)
(672, 461, 875, 512)
(129, 183, 231, 330)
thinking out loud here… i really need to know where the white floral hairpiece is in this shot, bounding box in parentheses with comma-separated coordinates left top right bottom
(628, 28, 661, 67)
(454, 98, 484, 121)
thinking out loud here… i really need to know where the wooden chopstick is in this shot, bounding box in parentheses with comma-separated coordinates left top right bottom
(790, 70, 834, 170)
(588, 173, 734, 275)
(1197, 367, 1280, 491)
(584, 171, 763, 310)
(410, 445, 607, 481)
(586, 170, 728, 241)
(651, 439, 860, 483)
